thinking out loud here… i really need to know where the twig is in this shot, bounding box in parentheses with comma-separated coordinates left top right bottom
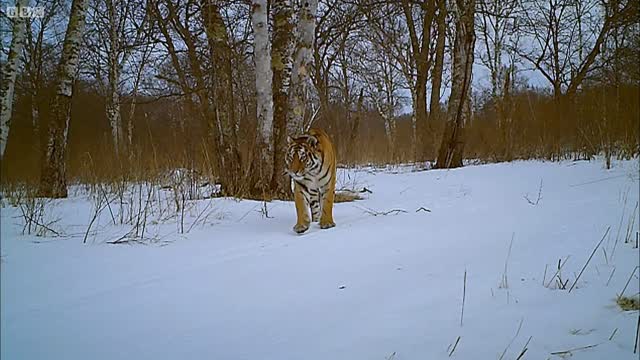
(618, 266, 640, 299)
(515, 336, 532, 360)
(19, 207, 61, 237)
(186, 200, 215, 233)
(524, 179, 543, 205)
(500, 233, 515, 289)
(83, 200, 109, 244)
(304, 103, 321, 132)
(612, 192, 629, 258)
(601, 247, 608, 265)
(499, 318, 524, 360)
(180, 191, 186, 234)
(547, 257, 571, 290)
(97, 184, 116, 225)
(460, 269, 467, 327)
(358, 206, 407, 216)
(569, 226, 611, 293)
(448, 336, 461, 357)
(569, 174, 628, 187)
(259, 201, 273, 219)
(237, 203, 261, 222)
(606, 267, 616, 286)
(624, 202, 638, 243)
(550, 343, 600, 355)
(608, 328, 618, 341)
(416, 207, 432, 213)
(634, 315, 639, 354)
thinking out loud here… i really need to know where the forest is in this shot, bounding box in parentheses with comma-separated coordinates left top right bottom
(1, 0, 637, 199)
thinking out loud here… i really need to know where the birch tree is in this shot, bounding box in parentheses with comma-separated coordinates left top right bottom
(477, 0, 519, 101)
(84, 0, 150, 157)
(363, 2, 416, 157)
(360, 39, 403, 163)
(149, 0, 243, 194)
(477, 0, 519, 160)
(435, 0, 476, 169)
(346, 88, 364, 163)
(270, 0, 295, 198)
(0, 0, 30, 160)
(287, 0, 319, 135)
(251, 0, 274, 189)
(201, 0, 243, 193)
(39, 0, 90, 198)
(312, 0, 361, 127)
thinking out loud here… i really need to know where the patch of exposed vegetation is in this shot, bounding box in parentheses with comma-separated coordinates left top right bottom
(616, 296, 640, 311)
(334, 191, 363, 203)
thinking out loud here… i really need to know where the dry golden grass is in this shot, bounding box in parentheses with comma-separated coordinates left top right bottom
(617, 296, 640, 311)
(334, 191, 363, 203)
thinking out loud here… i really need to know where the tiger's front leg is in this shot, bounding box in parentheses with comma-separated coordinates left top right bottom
(293, 182, 311, 234)
(310, 189, 321, 222)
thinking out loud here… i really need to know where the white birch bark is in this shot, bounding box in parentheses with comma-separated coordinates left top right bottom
(106, 0, 122, 156)
(373, 92, 396, 162)
(287, 0, 318, 135)
(0, 0, 30, 159)
(39, 0, 89, 198)
(55, 0, 89, 99)
(251, 0, 274, 180)
(270, 0, 296, 198)
(435, 0, 476, 169)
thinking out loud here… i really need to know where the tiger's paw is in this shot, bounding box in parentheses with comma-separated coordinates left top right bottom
(320, 221, 335, 229)
(293, 223, 310, 234)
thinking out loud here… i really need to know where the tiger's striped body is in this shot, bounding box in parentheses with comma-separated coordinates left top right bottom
(285, 128, 336, 234)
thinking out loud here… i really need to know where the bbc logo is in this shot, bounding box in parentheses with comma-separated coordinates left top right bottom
(6, 6, 45, 18)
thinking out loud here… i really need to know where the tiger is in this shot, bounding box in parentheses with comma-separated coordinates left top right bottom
(285, 128, 337, 234)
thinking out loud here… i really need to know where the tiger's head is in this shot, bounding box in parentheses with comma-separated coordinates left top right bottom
(285, 134, 321, 180)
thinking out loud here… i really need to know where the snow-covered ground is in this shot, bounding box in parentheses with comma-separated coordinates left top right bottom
(1, 159, 639, 360)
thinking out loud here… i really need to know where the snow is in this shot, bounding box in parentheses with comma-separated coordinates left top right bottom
(1, 159, 639, 360)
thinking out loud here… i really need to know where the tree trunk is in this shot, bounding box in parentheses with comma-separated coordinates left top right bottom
(347, 89, 364, 164)
(152, 0, 224, 184)
(429, 0, 446, 121)
(201, 0, 243, 195)
(106, 0, 122, 157)
(409, 88, 417, 160)
(287, 0, 319, 135)
(39, 0, 89, 198)
(402, 0, 435, 161)
(270, 0, 295, 199)
(435, 0, 475, 169)
(106, 69, 122, 157)
(251, 0, 274, 193)
(26, 5, 52, 160)
(0, 0, 29, 160)
(382, 113, 395, 162)
(126, 45, 150, 156)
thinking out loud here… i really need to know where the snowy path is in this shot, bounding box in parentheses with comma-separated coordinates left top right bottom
(2, 160, 639, 359)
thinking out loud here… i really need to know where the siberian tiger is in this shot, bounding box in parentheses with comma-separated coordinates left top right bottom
(285, 128, 337, 234)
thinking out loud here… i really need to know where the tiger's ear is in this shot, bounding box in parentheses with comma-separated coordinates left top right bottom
(286, 135, 293, 144)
